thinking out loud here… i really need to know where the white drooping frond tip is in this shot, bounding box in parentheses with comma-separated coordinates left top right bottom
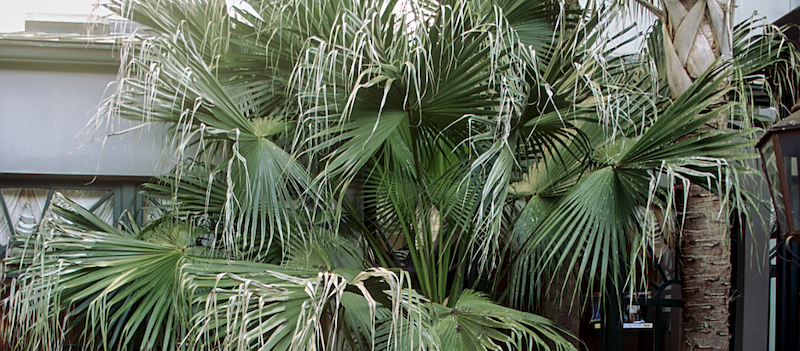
(194, 266, 423, 351)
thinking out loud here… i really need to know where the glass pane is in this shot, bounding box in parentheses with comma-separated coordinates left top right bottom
(0, 206, 8, 248)
(50, 190, 113, 224)
(779, 131, 800, 234)
(143, 197, 167, 225)
(53, 189, 110, 211)
(761, 138, 788, 236)
(92, 194, 115, 224)
(1, 188, 51, 242)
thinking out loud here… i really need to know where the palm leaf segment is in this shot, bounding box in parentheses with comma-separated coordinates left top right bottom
(5, 197, 574, 351)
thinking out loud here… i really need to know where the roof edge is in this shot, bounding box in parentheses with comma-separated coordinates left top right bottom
(0, 36, 120, 67)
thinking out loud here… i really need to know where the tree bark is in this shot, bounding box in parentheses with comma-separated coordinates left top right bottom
(660, 1, 733, 350)
(679, 184, 731, 350)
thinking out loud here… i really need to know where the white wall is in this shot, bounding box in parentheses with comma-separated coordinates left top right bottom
(737, 0, 799, 23)
(0, 67, 171, 176)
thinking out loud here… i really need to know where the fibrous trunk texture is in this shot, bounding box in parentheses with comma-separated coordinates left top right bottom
(663, 1, 732, 350)
(680, 184, 731, 350)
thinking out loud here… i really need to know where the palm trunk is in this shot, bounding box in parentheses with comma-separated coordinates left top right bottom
(679, 184, 731, 350)
(660, 1, 733, 350)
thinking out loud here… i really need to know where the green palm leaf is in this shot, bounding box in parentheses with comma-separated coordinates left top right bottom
(5, 196, 213, 351)
(430, 290, 576, 350)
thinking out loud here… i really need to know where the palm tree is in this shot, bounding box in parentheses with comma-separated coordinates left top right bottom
(2, 0, 795, 350)
(642, 1, 735, 349)
(616, 1, 798, 349)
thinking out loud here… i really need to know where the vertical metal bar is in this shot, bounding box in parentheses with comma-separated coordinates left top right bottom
(602, 284, 623, 351)
(789, 241, 800, 350)
(40, 188, 55, 219)
(776, 241, 786, 351)
(134, 188, 143, 228)
(775, 240, 800, 351)
(119, 184, 135, 229)
(0, 189, 16, 239)
(654, 305, 662, 351)
(113, 186, 123, 224)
